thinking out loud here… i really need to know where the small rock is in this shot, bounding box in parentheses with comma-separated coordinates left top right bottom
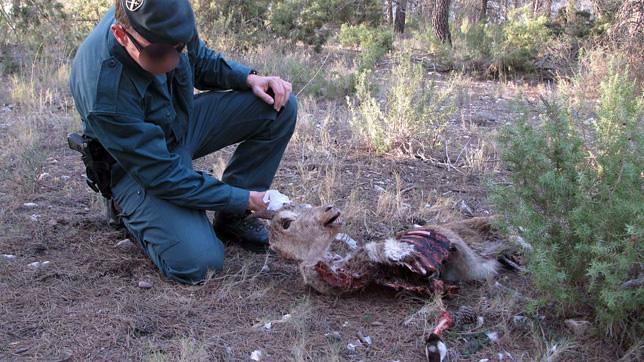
(37, 172, 50, 181)
(47, 158, 58, 164)
(476, 316, 485, 329)
(2, 254, 17, 260)
(325, 331, 341, 342)
(260, 264, 270, 273)
(479, 359, 490, 362)
(138, 281, 153, 289)
(458, 199, 474, 217)
(512, 315, 529, 326)
(347, 340, 362, 352)
(564, 319, 592, 336)
(57, 348, 73, 361)
(30, 214, 41, 221)
(27, 261, 50, 270)
(115, 238, 135, 251)
(23, 202, 38, 208)
(250, 349, 263, 361)
(60, 175, 71, 181)
(47, 219, 58, 227)
(485, 331, 500, 343)
(357, 332, 372, 346)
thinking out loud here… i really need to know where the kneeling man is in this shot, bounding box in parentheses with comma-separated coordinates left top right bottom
(69, 0, 297, 284)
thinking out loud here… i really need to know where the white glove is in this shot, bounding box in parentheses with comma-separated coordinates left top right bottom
(262, 190, 291, 211)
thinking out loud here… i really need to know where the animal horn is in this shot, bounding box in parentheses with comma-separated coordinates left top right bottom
(251, 209, 278, 220)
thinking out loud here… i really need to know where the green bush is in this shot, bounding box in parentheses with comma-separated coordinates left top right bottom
(490, 8, 551, 75)
(491, 67, 643, 346)
(410, 7, 552, 77)
(348, 53, 453, 155)
(454, 19, 503, 68)
(0, 0, 114, 74)
(551, 9, 596, 38)
(339, 24, 393, 71)
(348, 70, 389, 153)
(270, 0, 381, 50)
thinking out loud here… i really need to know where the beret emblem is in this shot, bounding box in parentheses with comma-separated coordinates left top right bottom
(125, 0, 144, 12)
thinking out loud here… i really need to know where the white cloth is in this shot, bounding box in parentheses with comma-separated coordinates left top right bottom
(262, 190, 291, 211)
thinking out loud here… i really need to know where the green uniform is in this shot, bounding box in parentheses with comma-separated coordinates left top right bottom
(69, 7, 297, 284)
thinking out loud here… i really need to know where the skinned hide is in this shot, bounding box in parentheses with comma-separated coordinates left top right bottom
(260, 204, 501, 295)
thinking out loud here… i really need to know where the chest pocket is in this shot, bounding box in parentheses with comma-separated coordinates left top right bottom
(144, 96, 178, 145)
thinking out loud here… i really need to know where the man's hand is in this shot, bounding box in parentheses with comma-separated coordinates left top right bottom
(247, 74, 292, 112)
(248, 191, 268, 212)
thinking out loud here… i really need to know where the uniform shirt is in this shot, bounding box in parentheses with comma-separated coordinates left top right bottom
(69, 7, 252, 213)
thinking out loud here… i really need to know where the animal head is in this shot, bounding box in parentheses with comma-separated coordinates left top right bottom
(257, 204, 343, 263)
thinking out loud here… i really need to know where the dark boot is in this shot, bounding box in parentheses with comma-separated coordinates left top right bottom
(213, 211, 269, 252)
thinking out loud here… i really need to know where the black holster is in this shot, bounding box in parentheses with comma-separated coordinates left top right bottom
(67, 133, 123, 229)
(67, 132, 115, 199)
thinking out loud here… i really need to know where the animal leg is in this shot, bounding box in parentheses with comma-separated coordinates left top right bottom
(425, 311, 454, 362)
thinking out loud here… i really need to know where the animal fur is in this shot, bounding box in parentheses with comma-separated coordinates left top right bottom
(260, 204, 501, 294)
(431, 220, 500, 282)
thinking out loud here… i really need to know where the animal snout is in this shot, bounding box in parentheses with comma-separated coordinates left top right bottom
(324, 205, 334, 212)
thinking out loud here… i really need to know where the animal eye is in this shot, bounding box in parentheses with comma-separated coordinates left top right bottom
(281, 219, 293, 229)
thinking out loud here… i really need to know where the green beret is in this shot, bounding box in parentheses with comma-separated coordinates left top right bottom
(120, 0, 196, 44)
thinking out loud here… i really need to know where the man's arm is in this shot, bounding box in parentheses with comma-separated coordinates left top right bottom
(86, 111, 250, 213)
(186, 32, 253, 91)
(186, 31, 294, 112)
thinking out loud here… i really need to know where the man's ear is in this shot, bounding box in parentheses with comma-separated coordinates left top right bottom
(111, 24, 128, 47)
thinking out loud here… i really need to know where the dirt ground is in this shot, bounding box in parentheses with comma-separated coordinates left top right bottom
(0, 71, 624, 361)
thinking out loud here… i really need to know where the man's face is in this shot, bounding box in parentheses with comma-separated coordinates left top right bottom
(111, 24, 181, 75)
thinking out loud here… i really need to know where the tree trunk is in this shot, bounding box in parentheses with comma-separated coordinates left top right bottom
(479, 0, 488, 21)
(432, 0, 451, 46)
(386, 0, 394, 25)
(567, 0, 577, 22)
(394, 0, 408, 33)
(590, 0, 621, 17)
(544, 0, 552, 18)
(531, 0, 541, 17)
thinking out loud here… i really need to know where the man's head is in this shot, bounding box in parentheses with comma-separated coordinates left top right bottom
(110, 0, 196, 74)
